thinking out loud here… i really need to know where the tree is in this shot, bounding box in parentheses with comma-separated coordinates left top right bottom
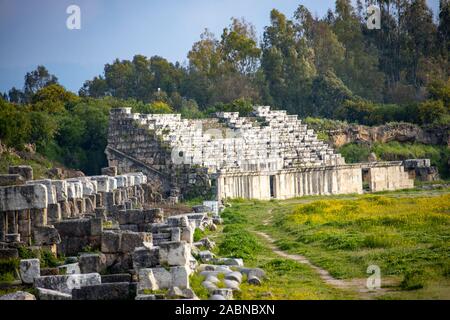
(220, 18, 261, 74)
(332, 0, 385, 101)
(294, 5, 345, 74)
(23, 66, 58, 101)
(31, 84, 79, 113)
(404, 0, 438, 88)
(8, 87, 25, 103)
(261, 9, 316, 115)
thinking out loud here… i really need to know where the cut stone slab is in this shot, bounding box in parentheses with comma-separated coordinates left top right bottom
(0, 291, 36, 300)
(101, 231, 122, 253)
(37, 287, 72, 300)
(120, 231, 152, 253)
(132, 246, 159, 269)
(210, 294, 226, 300)
(34, 273, 101, 294)
(214, 257, 243, 266)
(79, 253, 106, 274)
(158, 241, 190, 266)
(58, 263, 80, 275)
(20, 259, 40, 284)
(33, 225, 61, 246)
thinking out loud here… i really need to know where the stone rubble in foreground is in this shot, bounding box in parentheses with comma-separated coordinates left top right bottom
(0, 166, 260, 300)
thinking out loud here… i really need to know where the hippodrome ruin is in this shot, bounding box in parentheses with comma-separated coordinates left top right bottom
(106, 106, 414, 201)
(0, 106, 423, 300)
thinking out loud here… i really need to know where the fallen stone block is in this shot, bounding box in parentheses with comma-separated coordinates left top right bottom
(158, 241, 190, 266)
(37, 287, 72, 300)
(0, 174, 25, 186)
(214, 257, 243, 266)
(79, 253, 106, 274)
(34, 273, 101, 294)
(248, 275, 261, 285)
(209, 294, 226, 300)
(20, 259, 40, 284)
(101, 230, 122, 253)
(132, 246, 159, 269)
(225, 271, 242, 283)
(198, 250, 214, 262)
(33, 225, 61, 245)
(9, 165, 33, 180)
(120, 231, 152, 253)
(58, 263, 80, 275)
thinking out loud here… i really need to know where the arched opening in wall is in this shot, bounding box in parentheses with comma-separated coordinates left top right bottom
(270, 175, 275, 198)
(362, 168, 370, 191)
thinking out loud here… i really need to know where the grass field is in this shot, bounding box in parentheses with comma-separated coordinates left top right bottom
(214, 188, 450, 300)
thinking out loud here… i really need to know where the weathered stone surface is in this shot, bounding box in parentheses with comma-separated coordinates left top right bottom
(33, 225, 61, 245)
(101, 231, 122, 253)
(58, 263, 80, 275)
(0, 184, 47, 211)
(158, 241, 190, 266)
(101, 166, 117, 177)
(198, 250, 214, 262)
(237, 267, 266, 279)
(79, 253, 106, 274)
(223, 279, 240, 291)
(248, 275, 261, 285)
(72, 282, 136, 300)
(37, 287, 72, 300)
(120, 231, 152, 253)
(0, 291, 36, 300)
(34, 273, 101, 294)
(9, 165, 33, 180)
(201, 281, 217, 292)
(132, 246, 159, 269)
(225, 271, 242, 283)
(214, 257, 243, 266)
(5, 233, 20, 243)
(210, 294, 226, 300)
(0, 174, 25, 186)
(138, 266, 189, 291)
(20, 259, 40, 284)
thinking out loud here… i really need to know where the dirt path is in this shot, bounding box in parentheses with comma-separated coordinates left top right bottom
(256, 209, 397, 299)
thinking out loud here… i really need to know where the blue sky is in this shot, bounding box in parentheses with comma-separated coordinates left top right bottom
(0, 0, 440, 94)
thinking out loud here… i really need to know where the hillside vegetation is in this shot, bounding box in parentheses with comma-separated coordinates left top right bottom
(217, 189, 450, 299)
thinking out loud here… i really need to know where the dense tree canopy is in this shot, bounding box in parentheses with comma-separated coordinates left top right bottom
(1, 1, 448, 175)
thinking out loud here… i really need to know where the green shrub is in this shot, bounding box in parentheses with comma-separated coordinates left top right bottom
(218, 228, 262, 260)
(40, 249, 61, 268)
(400, 269, 425, 290)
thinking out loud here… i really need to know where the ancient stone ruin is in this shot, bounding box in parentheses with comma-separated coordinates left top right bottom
(0, 165, 258, 300)
(106, 106, 414, 201)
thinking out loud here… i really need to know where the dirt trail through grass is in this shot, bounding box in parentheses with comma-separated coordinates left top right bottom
(256, 208, 397, 300)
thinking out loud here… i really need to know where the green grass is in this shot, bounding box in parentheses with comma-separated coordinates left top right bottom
(219, 188, 450, 299)
(0, 152, 54, 179)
